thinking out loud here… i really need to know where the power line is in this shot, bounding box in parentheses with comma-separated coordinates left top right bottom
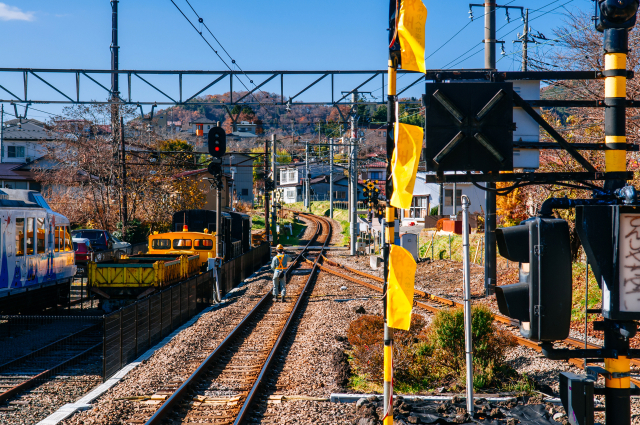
(181, 0, 274, 105)
(168, 0, 275, 118)
(444, 0, 575, 69)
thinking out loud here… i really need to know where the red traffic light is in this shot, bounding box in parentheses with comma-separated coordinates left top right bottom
(208, 127, 227, 158)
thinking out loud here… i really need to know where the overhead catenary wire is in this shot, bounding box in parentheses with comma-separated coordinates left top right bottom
(168, 0, 276, 119)
(444, 0, 575, 69)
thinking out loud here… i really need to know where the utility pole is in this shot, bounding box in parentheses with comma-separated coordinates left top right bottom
(120, 117, 127, 232)
(521, 9, 528, 71)
(329, 138, 334, 219)
(305, 142, 310, 211)
(351, 139, 358, 256)
(514, 9, 535, 72)
(0, 104, 4, 164)
(271, 134, 277, 246)
(470, 1, 523, 296)
(264, 138, 270, 246)
(484, 1, 497, 297)
(110, 0, 120, 156)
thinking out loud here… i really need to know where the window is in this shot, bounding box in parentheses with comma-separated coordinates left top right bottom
(26, 218, 34, 255)
(194, 239, 213, 250)
(152, 239, 171, 250)
(241, 188, 249, 196)
(15, 217, 24, 256)
(65, 227, 72, 251)
(289, 170, 295, 182)
(286, 189, 295, 200)
(3, 181, 28, 189)
(54, 226, 60, 252)
(336, 191, 346, 199)
(444, 189, 462, 207)
(370, 171, 382, 180)
(37, 217, 45, 253)
(7, 146, 25, 158)
(173, 239, 192, 249)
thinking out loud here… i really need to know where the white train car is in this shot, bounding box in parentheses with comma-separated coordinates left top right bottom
(0, 189, 76, 313)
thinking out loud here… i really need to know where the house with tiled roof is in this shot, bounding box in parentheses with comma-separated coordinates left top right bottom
(0, 119, 56, 190)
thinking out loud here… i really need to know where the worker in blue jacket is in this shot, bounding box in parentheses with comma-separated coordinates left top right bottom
(271, 244, 291, 302)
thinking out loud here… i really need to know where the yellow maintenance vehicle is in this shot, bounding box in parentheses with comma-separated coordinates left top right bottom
(88, 225, 216, 311)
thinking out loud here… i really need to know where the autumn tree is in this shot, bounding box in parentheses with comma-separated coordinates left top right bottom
(34, 105, 209, 238)
(503, 9, 640, 258)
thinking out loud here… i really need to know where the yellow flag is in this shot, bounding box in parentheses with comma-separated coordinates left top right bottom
(390, 123, 423, 209)
(398, 0, 427, 73)
(387, 245, 416, 330)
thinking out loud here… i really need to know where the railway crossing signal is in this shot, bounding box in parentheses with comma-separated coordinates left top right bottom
(208, 127, 227, 158)
(494, 217, 573, 342)
(362, 179, 381, 214)
(423, 82, 514, 172)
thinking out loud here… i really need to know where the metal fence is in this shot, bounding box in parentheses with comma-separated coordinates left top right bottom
(102, 243, 270, 380)
(103, 271, 212, 379)
(0, 315, 103, 372)
(218, 243, 270, 295)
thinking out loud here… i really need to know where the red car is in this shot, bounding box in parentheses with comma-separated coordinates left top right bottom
(73, 237, 110, 275)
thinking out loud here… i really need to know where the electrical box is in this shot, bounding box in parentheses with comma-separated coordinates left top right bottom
(560, 372, 594, 425)
(511, 80, 541, 169)
(400, 233, 419, 261)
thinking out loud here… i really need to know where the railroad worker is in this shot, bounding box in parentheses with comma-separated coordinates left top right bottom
(271, 244, 290, 302)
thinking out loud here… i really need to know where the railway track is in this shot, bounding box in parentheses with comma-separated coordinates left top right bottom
(318, 253, 640, 386)
(0, 323, 103, 404)
(138, 213, 332, 425)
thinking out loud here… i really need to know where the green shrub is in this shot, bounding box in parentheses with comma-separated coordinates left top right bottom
(420, 305, 517, 388)
(346, 306, 518, 393)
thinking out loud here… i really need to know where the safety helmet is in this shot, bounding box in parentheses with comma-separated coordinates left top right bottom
(276, 244, 284, 251)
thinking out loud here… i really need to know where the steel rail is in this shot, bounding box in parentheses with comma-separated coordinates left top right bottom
(234, 214, 331, 424)
(320, 257, 640, 384)
(0, 322, 102, 373)
(0, 341, 102, 403)
(144, 213, 328, 425)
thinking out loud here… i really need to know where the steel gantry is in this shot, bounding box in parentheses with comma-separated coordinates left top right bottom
(0, 68, 481, 108)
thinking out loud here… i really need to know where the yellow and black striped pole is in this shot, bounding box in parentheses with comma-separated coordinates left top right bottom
(384, 0, 400, 419)
(603, 33, 628, 184)
(603, 25, 632, 425)
(383, 56, 397, 425)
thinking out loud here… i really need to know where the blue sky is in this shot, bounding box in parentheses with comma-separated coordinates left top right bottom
(0, 0, 592, 121)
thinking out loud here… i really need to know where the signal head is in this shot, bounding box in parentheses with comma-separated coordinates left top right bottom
(208, 127, 227, 158)
(596, 0, 639, 31)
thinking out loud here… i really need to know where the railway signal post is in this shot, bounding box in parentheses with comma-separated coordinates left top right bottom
(384, 1, 426, 423)
(493, 4, 640, 423)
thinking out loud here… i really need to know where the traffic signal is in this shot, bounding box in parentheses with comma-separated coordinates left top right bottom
(208, 127, 227, 158)
(595, 0, 638, 31)
(208, 161, 221, 176)
(265, 178, 275, 192)
(494, 217, 572, 342)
